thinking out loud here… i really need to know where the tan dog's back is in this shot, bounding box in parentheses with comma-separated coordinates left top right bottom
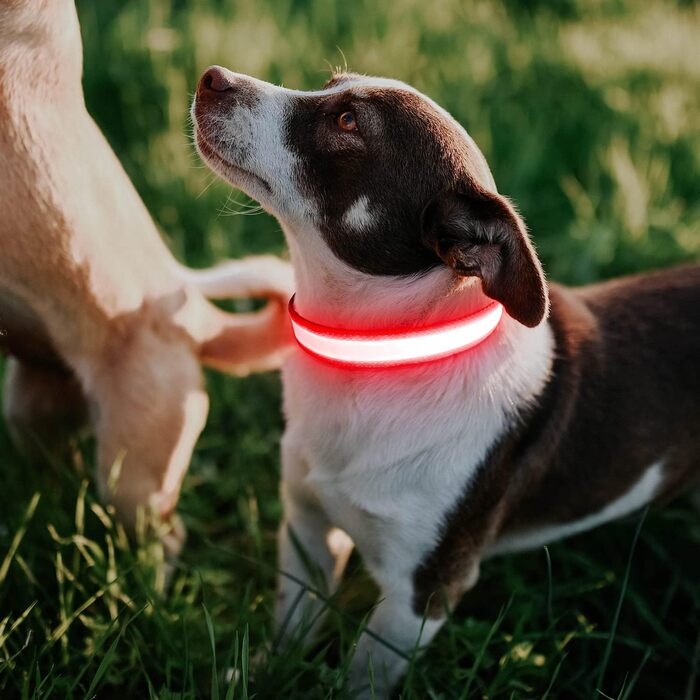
(1, 1, 214, 367)
(0, 0, 293, 555)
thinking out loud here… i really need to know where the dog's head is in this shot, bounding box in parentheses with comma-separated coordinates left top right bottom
(192, 68, 547, 327)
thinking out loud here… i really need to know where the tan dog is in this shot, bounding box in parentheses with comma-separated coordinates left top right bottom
(0, 1, 293, 555)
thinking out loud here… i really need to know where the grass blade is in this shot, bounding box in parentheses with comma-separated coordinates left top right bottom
(596, 507, 648, 694)
(460, 597, 512, 700)
(0, 493, 40, 585)
(203, 603, 219, 700)
(84, 630, 123, 698)
(241, 624, 249, 700)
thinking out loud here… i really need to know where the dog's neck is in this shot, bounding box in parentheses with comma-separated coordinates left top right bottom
(285, 222, 497, 331)
(283, 223, 554, 392)
(283, 222, 555, 451)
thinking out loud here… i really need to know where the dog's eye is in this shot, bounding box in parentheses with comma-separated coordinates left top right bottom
(336, 111, 357, 132)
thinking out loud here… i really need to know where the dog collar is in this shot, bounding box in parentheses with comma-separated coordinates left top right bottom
(288, 295, 503, 367)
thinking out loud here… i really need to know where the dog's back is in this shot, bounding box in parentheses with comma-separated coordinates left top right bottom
(580, 265, 700, 486)
(497, 266, 700, 537)
(575, 265, 700, 442)
(0, 0, 182, 366)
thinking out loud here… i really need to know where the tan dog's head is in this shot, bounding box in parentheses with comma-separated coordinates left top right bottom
(192, 67, 547, 327)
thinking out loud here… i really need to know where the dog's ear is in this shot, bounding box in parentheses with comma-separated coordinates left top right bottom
(421, 187, 548, 327)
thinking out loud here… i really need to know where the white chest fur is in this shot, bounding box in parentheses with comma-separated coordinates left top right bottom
(281, 314, 555, 581)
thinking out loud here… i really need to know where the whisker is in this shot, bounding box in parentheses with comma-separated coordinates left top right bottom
(336, 46, 349, 73)
(196, 171, 221, 198)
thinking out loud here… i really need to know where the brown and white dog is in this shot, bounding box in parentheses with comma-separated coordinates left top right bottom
(0, 1, 294, 556)
(192, 66, 700, 696)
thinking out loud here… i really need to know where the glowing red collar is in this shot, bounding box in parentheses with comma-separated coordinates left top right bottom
(288, 295, 503, 368)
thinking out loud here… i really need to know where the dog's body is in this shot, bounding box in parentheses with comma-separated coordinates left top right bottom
(0, 1, 293, 554)
(192, 66, 699, 696)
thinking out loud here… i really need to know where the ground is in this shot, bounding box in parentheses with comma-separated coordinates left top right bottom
(1, 0, 699, 697)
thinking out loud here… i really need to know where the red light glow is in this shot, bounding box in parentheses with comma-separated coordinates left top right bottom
(288, 296, 504, 368)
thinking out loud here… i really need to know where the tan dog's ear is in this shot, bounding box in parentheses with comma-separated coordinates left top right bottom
(421, 187, 548, 327)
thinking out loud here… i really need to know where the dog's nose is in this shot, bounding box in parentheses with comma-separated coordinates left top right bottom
(198, 66, 236, 95)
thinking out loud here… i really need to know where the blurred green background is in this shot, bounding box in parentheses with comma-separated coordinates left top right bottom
(1, 0, 699, 698)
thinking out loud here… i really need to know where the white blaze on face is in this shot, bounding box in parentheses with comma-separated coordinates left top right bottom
(342, 195, 373, 232)
(239, 82, 313, 222)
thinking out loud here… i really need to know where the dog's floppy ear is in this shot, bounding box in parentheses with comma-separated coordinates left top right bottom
(421, 186, 548, 327)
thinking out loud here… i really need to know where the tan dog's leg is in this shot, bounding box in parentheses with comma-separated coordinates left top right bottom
(3, 358, 88, 461)
(90, 332, 208, 559)
(200, 299, 292, 375)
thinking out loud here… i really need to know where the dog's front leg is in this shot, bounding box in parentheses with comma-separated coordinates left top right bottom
(349, 532, 484, 698)
(275, 442, 354, 646)
(348, 581, 446, 699)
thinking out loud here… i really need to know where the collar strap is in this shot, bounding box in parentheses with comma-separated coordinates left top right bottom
(288, 295, 503, 368)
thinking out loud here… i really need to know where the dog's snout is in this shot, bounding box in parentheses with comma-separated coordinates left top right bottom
(198, 66, 237, 96)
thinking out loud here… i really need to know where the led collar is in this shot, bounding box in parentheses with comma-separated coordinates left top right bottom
(288, 295, 503, 368)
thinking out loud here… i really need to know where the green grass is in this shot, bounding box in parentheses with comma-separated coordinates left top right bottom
(1, 0, 699, 697)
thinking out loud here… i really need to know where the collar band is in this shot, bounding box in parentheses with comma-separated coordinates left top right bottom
(288, 295, 503, 367)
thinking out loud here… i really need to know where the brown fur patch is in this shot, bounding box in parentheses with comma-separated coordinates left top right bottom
(413, 267, 700, 617)
(285, 85, 494, 276)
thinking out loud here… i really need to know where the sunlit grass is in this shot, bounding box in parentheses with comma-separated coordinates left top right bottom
(1, 0, 699, 697)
